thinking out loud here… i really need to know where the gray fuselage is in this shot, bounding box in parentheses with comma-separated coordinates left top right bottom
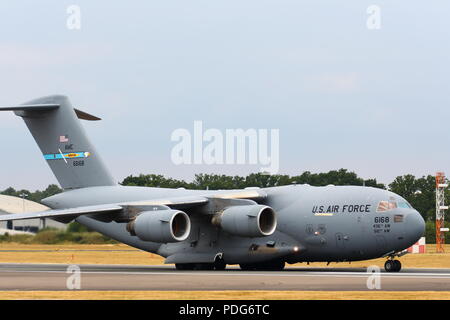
(42, 184, 425, 265)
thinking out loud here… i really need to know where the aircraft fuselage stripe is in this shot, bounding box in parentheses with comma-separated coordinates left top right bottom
(44, 152, 89, 160)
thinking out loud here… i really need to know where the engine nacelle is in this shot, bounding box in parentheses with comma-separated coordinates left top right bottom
(212, 205, 277, 238)
(127, 209, 191, 243)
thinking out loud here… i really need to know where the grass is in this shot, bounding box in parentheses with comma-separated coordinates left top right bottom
(0, 243, 162, 265)
(0, 291, 450, 300)
(0, 243, 450, 269)
(0, 229, 116, 244)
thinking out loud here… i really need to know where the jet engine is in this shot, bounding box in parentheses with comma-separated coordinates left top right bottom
(211, 205, 277, 238)
(126, 209, 191, 243)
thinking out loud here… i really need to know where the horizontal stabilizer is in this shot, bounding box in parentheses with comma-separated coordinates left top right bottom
(0, 204, 123, 222)
(0, 104, 101, 121)
(0, 104, 60, 112)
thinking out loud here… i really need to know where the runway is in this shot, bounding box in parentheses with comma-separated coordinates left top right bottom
(0, 263, 450, 291)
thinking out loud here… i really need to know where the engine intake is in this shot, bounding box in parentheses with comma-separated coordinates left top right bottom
(127, 209, 191, 243)
(212, 205, 277, 238)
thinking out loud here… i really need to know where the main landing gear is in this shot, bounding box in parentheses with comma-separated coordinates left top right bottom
(175, 253, 227, 271)
(384, 259, 401, 272)
(175, 260, 227, 271)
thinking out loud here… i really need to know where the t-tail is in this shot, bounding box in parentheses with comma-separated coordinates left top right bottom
(0, 95, 116, 190)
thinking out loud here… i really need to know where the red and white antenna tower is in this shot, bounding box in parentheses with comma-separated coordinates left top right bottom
(436, 172, 448, 253)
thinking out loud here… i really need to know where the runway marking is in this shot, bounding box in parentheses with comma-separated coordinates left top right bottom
(2, 264, 450, 280)
(1, 264, 450, 291)
(1, 269, 450, 279)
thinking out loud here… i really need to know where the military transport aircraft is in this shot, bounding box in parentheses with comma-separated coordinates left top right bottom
(0, 95, 425, 272)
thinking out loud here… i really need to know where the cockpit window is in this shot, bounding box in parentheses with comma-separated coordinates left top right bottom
(376, 201, 387, 212)
(397, 201, 412, 209)
(376, 200, 411, 212)
(376, 200, 397, 212)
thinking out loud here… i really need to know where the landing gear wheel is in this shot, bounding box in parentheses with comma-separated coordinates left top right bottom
(263, 261, 285, 271)
(240, 261, 285, 271)
(194, 263, 214, 270)
(240, 264, 256, 271)
(393, 260, 401, 272)
(175, 263, 195, 270)
(214, 260, 227, 271)
(384, 260, 401, 272)
(384, 260, 394, 272)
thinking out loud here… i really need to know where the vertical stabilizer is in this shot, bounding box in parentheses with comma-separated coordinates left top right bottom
(0, 95, 116, 189)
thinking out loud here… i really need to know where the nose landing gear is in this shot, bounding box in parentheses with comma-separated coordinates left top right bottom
(384, 259, 401, 272)
(382, 250, 407, 272)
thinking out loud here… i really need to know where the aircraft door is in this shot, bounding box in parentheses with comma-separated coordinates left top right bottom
(335, 233, 345, 249)
(375, 235, 387, 253)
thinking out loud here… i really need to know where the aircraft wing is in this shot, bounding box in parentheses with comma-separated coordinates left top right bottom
(0, 204, 123, 221)
(0, 189, 267, 222)
(0, 197, 209, 222)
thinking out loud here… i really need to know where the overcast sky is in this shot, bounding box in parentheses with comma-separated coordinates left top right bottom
(0, 1, 449, 190)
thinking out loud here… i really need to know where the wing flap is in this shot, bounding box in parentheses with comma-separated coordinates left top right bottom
(210, 189, 267, 201)
(120, 196, 209, 209)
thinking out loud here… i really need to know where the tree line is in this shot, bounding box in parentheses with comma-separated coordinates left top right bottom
(1, 169, 447, 222)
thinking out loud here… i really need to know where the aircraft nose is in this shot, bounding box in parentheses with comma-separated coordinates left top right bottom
(405, 211, 425, 243)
